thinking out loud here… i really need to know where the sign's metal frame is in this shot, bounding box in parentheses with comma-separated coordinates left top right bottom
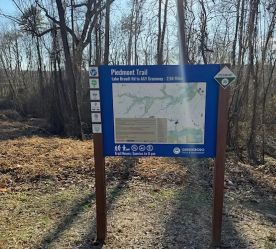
(89, 64, 233, 247)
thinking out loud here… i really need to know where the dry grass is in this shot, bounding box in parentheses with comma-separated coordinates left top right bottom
(0, 137, 94, 190)
(0, 114, 275, 249)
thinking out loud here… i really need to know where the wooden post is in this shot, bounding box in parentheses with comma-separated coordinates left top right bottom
(89, 65, 107, 243)
(211, 84, 230, 247)
(94, 133, 107, 242)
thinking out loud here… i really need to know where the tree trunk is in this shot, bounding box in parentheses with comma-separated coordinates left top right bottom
(231, 0, 241, 66)
(177, 0, 189, 64)
(157, 0, 169, 65)
(199, 0, 207, 64)
(247, 0, 260, 163)
(55, 0, 83, 139)
(104, 0, 111, 65)
(127, 1, 135, 65)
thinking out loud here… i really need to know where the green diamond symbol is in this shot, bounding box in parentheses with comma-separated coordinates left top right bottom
(214, 66, 236, 88)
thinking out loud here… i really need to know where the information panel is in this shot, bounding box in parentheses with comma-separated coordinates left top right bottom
(99, 65, 220, 157)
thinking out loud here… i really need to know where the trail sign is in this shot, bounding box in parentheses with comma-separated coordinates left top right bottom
(99, 65, 220, 158)
(214, 66, 236, 88)
(90, 64, 230, 247)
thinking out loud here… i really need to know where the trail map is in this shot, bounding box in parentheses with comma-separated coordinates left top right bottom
(112, 82, 206, 144)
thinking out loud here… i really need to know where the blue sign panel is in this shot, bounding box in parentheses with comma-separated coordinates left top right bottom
(99, 65, 220, 157)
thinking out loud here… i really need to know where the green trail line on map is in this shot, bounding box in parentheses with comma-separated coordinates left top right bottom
(117, 84, 199, 116)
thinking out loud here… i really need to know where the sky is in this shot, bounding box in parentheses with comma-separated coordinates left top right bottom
(0, 0, 125, 26)
(0, 0, 16, 25)
(0, 0, 16, 14)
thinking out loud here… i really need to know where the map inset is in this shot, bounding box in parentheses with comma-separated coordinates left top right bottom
(112, 82, 206, 144)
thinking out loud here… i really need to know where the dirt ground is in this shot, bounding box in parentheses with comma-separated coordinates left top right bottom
(0, 112, 275, 249)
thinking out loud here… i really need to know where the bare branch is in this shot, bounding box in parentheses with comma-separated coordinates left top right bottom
(70, 2, 87, 8)
(0, 12, 21, 24)
(83, 0, 115, 45)
(35, 0, 79, 43)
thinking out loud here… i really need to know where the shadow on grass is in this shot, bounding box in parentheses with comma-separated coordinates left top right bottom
(77, 157, 138, 249)
(35, 157, 138, 249)
(242, 199, 276, 225)
(234, 165, 276, 225)
(162, 158, 250, 249)
(35, 192, 96, 249)
(0, 116, 51, 141)
(34, 156, 275, 249)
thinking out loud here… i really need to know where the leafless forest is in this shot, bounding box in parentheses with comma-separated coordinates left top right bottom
(0, 0, 275, 163)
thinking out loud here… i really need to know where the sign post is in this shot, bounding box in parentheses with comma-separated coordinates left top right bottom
(211, 85, 230, 247)
(89, 66, 107, 242)
(212, 64, 234, 246)
(93, 133, 106, 242)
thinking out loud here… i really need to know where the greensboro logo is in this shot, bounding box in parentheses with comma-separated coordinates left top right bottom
(173, 147, 181, 154)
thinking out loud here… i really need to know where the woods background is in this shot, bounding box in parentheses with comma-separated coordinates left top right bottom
(0, 0, 275, 164)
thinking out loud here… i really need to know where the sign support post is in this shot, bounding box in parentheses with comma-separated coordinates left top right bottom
(211, 84, 230, 247)
(94, 133, 107, 242)
(89, 66, 107, 243)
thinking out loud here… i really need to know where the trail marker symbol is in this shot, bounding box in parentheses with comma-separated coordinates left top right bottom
(146, 145, 153, 151)
(90, 79, 99, 89)
(90, 90, 100, 101)
(92, 113, 101, 123)
(92, 124, 102, 133)
(89, 67, 99, 77)
(214, 66, 236, 88)
(131, 145, 138, 151)
(91, 102, 101, 112)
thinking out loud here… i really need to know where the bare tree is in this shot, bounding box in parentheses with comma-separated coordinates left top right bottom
(177, 0, 189, 64)
(156, 0, 169, 65)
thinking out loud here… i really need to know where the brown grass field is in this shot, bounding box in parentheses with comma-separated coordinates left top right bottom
(0, 112, 275, 249)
